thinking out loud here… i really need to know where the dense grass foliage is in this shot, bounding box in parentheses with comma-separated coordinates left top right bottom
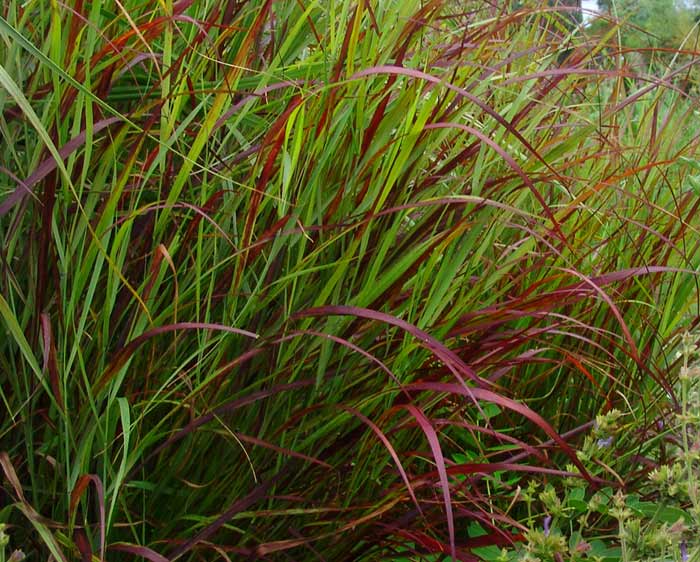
(1, 1, 700, 560)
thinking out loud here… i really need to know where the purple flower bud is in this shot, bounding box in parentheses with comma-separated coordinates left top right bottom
(544, 515, 552, 537)
(681, 540, 688, 562)
(597, 436, 613, 448)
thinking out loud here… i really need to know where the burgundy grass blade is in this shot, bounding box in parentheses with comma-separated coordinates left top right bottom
(212, 80, 313, 132)
(95, 322, 259, 392)
(0, 453, 67, 559)
(234, 432, 332, 469)
(402, 404, 456, 560)
(0, 117, 121, 215)
(112, 202, 236, 249)
(129, 380, 314, 479)
(70, 474, 106, 561)
(282, 329, 409, 396)
(424, 122, 563, 242)
(453, 266, 694, 333)
(439, 462, 600, 480)
(40, 312, 63, 411)
(73, 528, 92, 562)
(292, 305, 486, 389)
(0, 452, 36, 516)
(241, 95, 303, 254)
(349, 66, 566, 201)
(340, 405, 423, 518)
(167, 477, 275, 559)
(432, 420, 547, 464)
(558, 267, 641, 362)
(109, 544, 169, 562)
(390, 529, 478, 562)
(406, 382, 596, 485)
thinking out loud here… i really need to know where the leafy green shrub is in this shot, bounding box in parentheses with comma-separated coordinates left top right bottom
(491, 333, 700, 562)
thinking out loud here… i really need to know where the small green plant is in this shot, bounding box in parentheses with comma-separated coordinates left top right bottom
(0, 525, 24, 562)
(496, 333, 700, 562)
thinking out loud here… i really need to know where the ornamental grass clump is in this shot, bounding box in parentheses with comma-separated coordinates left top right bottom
(1, 0, 700, 560)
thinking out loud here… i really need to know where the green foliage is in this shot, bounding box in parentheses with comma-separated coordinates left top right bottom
(598, 0, 695, 45)
(593, 0, 700, 81)
(0, 0, 699, 560)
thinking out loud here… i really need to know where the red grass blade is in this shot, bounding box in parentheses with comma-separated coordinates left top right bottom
(0, 117, 121, 216)
(391, 529, 478, 561)
(70, 474, 106, 561)
(292, 305, 487, 389)
(129, 380, 314, 479)
(167, 477, 275, 559)
(557, 266, 640, 363)
(0, 452, 35, 515)
(340, 405, 423, 518)
(234, 432, 332, 469)
(283, 329, 409, 396)
(406, 382, 596, 485)
(94, 322, 259, 392)
(425, 122, 564, 242)
(109, 543, 169, 562)
(73, 528, 92, 562)
(40, 313, 63, 411)
(402, 404, 456, 560)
